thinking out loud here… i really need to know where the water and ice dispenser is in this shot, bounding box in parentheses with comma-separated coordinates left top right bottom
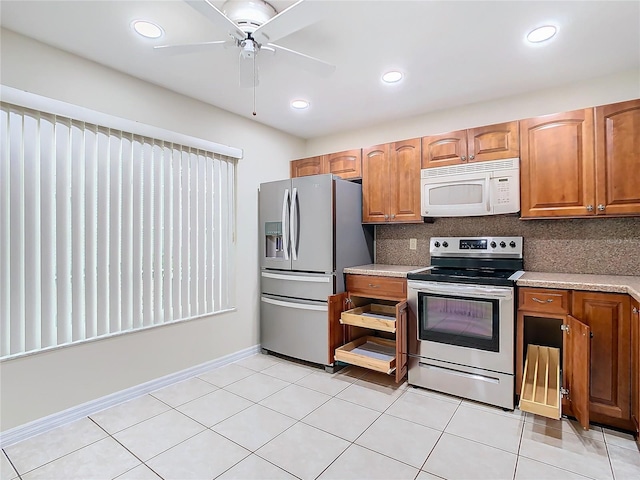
(265, 221, 284, 259)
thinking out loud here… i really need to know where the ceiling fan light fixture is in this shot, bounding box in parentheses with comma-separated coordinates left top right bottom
(223, 0, 277, 33)
(291, 99, 310, 110)
(526, 25, 557, 43)
(382, 71, 403, 84)
(132, 20, 163, 39)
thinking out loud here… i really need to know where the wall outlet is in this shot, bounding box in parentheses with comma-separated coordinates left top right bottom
(409, 238, 417, 250)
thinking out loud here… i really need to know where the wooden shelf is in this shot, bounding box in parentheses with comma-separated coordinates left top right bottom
(520, 344, 561, 419)
(340, 304, 397, 332)
(334, 336, 396, 374)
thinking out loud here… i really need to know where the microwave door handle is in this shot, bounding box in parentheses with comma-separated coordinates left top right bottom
(282, 188, 289, 260)
(290, 187, 298, 260)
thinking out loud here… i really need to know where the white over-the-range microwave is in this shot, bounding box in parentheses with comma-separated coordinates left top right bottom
(420, 158, 520, 217)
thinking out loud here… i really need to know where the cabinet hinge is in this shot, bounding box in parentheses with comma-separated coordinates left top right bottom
(560, 324, 569, 332)
(560, 387, 569, 399)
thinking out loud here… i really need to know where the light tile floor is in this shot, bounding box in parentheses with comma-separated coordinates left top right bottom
(3, 353, 640, 480)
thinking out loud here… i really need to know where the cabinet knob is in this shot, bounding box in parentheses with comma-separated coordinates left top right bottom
(597, 204, 606, 212)
(384, 214, 389, 220)
(633, 307, 639, 314)
(469, 154, 475, 160)
(460, 155, 467, 161)
(391, 214, 396, 219)
(586, 205, 594, 212)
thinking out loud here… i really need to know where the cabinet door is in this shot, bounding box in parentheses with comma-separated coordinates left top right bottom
(326, 149, 362, 179)
(467, 121, 519, 162)
(572, 291, 631, 425)
(328, 293, 348, 365)
(290, 156, 326, 178)
(389, 138, 422, 222)
(362, 144, 390, 223)
(595, 99, 640, 216)
(519, 109, 596, 218)
(631, 298, 639, 440)
(395, 300, 408, 383)
(421, 130, 467, 168)
(565, 315, 591, 430)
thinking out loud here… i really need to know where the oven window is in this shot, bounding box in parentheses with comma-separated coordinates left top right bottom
(429, 183, 483, 205)
(418, 292, 499, 352)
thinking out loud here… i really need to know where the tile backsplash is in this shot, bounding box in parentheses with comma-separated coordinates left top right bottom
(375, 216, 640, 276)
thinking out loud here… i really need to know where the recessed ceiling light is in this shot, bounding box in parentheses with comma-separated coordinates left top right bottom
(132, 20, 163, 39)
(291, 99, 310, 109)
(527, 25, 557, 43)
(382, 71, 403, 83)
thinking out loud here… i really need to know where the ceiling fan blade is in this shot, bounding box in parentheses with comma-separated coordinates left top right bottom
(252, 0, 329, 45)
(153, 40, 235, 55)
(268, 43, 336, 77)
(238, 54, 259, 88)
(185, 0, 246, 41)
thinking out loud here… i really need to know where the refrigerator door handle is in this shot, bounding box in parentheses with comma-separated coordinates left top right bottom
(282, 188, 290, 260)
(261, 272, 331, 283)
(261, 296, 328, 311)
(290, 187, 298, 260)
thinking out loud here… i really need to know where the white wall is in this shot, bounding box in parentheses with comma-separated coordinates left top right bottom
(305, 68, 640, 154)
(0, 29, 305, 431)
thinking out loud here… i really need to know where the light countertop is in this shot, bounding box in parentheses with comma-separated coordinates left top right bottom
(343, 264, 428, 278)
(517, 272, 640, 302)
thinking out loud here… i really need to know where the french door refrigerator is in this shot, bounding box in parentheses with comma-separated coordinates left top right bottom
(259, 174, 373, 367)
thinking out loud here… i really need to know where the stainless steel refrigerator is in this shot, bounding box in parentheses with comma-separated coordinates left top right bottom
(259, 174, 373, 367)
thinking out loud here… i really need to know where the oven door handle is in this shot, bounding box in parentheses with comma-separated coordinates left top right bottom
(408, 281, 512, 298)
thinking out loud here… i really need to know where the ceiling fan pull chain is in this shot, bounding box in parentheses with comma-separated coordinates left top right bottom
(252, 53, 257, 116)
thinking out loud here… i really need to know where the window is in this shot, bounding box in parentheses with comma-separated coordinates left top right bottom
(0, 97, 239, 359)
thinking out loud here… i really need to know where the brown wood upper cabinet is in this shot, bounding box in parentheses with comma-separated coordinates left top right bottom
(520, 99, 640, 218)
(290, 149, 362, 180)
(290, 155, 325, 178)
(421, 121, 519, 168)
(595, 99, 640, 216)
(362, 138, 422, 223)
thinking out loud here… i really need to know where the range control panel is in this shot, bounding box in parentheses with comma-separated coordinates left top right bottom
(430, 236, 523, 258)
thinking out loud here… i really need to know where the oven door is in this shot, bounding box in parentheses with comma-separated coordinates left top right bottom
(409, 281, 514, 374)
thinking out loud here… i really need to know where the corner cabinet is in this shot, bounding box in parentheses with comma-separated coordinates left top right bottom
(421, 121, 519, 168)
(329, 274, 408, 383)
(362, 138, 422, 223)
(290, 149, 362, 180)
(520, 99, 640, 219)
(631, 297, 640, 442)
(517, 287, 634, 431)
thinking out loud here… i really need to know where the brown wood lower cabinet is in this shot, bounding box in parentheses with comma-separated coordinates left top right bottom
(517, 287, 634, 431)
(329, 274, 408, 383)
(631, 297, 640, 442)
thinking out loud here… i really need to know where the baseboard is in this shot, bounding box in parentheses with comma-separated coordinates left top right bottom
(0, 344, 261, 448)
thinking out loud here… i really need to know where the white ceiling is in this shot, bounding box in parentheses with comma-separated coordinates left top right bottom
(1, 1, 639, 139)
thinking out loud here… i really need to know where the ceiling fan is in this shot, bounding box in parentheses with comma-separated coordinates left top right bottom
(154, 0, 336, 89)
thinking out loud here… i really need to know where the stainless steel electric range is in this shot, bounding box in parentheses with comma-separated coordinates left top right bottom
(407, 236, 524, 409)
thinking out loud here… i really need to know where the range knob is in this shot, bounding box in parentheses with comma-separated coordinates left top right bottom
(499, 241, 506, 248)
(434, 241, 440, 248)
(442, 241, 449, 248)
(510, 241, 516, 248)
(490, 241, 497, 248)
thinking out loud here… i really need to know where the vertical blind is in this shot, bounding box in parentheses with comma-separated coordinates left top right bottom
(0, 102, 236, 359)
